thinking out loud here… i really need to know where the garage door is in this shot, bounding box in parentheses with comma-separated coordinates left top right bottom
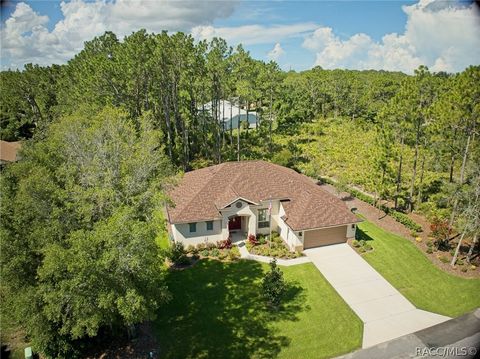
(303, 225, 347, 248)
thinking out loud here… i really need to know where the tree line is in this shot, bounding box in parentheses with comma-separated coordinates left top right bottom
(0, 29, 479, 356)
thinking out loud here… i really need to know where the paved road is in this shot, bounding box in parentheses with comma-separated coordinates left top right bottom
(336, 308, 480, 359)
(304, 244, 450, 348)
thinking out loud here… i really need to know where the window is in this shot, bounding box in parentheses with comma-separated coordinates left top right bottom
(258, 209, 269, 228)
(189, 223, 197, 233)
(206, 221, 213, 231)
(236, 201, 243, 209)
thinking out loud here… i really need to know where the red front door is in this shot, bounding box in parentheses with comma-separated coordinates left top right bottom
(228, 216, 241, 230)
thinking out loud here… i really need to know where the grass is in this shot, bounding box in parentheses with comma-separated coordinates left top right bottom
(358, 220, 480, 318)
(153, 259, 362, 359)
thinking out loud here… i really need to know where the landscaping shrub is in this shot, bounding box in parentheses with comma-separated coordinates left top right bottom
(258, 235, 267, 245)
(363, 243, 373, 251)
(248, 234, 258, 245)
(210, 248, 220, 257)
(228, 247, 241, 260)
(352, 239, 360, 248)
(196, 243, 206, 251)
(186, 245, 196, 253)
(461, 267, 468, 273)
(218, 251, 228, 260)
(200, 249, 209, 257)
(439, 256, 449, 263)
(262, 259, 286, 308)
(386, 209, 423, 232)
(456, 259, 464, 266)
(217, 238, 232, 249)
(206, 242, 217, 250)
(430, 218, 452, 251)
(426, 247, 433, 254)
(168, 242, 190, 265)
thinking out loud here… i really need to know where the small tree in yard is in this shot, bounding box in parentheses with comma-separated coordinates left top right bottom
(262, 259, 286, 309)
(168, 242, 190, 265)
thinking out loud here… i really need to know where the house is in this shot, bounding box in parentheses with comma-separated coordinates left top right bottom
(166, 160, 361, 251)
(0, 140, 22, 165)
(200, 100, 258, 129)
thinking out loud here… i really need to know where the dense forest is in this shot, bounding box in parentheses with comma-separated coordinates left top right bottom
(1, 30, 479, 357)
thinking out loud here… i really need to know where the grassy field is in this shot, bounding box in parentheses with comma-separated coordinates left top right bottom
(358, 220, 480, 317)
(153, 259, 362, 359)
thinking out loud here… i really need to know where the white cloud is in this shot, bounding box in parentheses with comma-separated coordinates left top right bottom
(267, 42, 285, 61)
(191, 22, 318, 45)
(1, 0, 238, 68)
(302, 0, 480, 73)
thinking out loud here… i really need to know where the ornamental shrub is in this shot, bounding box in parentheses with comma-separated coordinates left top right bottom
(248, 234, 258, 245)
(262, 259, 286, 308)
(168, 242, 190, 265)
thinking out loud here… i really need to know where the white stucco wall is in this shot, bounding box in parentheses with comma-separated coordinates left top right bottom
(347, 223, 357, 238)
(171, 219, 225, 246)
(170, 198, 313, 250)
(275, 203, 303, 251)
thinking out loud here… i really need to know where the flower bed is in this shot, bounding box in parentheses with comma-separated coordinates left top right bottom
(186, 239, 241, 262)
(246, 232, 303, 259)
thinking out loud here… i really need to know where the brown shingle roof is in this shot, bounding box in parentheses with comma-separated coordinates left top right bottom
(167, 160, 360, 230)
(0, 141, 21, 162)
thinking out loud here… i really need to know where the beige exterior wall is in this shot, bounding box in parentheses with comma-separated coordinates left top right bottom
(171, 219, 225, 246)
(347, 223, 357, 238)
(170, 198, 355, 250)
(274, 202, 303, 251)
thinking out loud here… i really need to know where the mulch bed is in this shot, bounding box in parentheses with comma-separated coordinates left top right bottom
(319, 183, 479, 279)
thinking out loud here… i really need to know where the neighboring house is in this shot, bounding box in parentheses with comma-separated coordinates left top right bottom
(0, 140, 21, 166)
(166, 160, 360, 251)
(200, 100, 258, 129)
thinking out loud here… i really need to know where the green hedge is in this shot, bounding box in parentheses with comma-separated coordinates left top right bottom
(384, 209, 423, 232)
(319, 176, 423, 233)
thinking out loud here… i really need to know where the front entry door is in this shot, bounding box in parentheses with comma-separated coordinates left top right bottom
(229, 216, 241, 231)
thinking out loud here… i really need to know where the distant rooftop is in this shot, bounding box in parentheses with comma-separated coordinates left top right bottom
(0, 140, 21, 163)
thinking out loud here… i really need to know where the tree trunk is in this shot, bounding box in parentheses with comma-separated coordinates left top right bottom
(466, 234, 478, 264)
(237, 98, 241, 161)
(229, 98, 233, 145)
(450, 229, 466, 267)
(161, 92, 173, 160)
(417, 152, 426, 204)
(408, 123, 421, 212)
(246, 101, 249, 139)
(447, 127, 473, 239)
(449, 153, 455, 183)
(459, 130, 471, 184)
(395, 136, 404, 210)
(269, 90, 273, 154)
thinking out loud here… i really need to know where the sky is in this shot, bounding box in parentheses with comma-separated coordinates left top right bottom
(1, 0, 479, 73)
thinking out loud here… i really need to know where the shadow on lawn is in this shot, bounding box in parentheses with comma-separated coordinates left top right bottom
(154, 259, 307, 359)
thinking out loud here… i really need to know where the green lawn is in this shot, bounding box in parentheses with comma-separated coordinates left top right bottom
(153, 260, 362, 359)
(358, 220, 480, 317)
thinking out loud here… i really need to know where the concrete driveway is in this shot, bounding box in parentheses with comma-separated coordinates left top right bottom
(304, 244, 450, 348)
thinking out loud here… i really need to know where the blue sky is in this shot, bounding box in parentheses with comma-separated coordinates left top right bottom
(1, 0, 479, 73)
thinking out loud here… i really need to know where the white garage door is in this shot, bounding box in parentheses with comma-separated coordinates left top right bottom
(303, 225, 347, 248)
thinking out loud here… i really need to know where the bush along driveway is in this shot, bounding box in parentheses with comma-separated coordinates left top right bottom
(153, 259, 362, 359)
(357, 220, 480, 318)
